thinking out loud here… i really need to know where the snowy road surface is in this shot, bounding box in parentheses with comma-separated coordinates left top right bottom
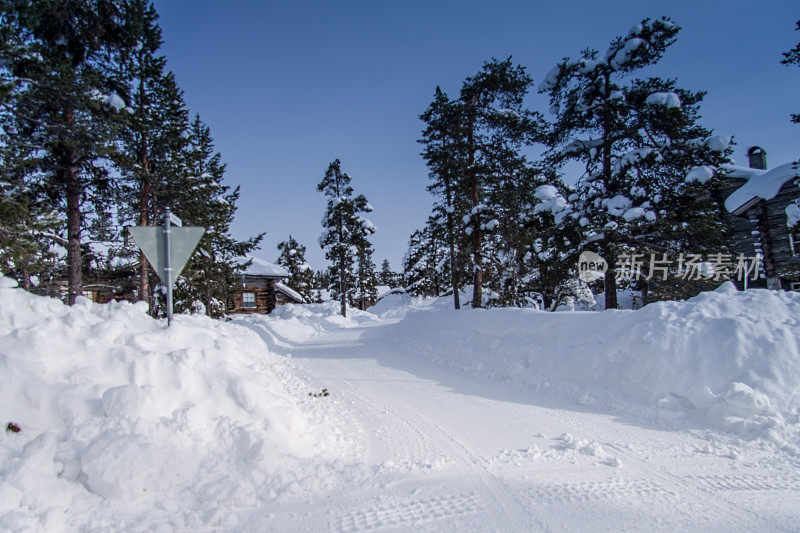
(241, 319, 800, 532)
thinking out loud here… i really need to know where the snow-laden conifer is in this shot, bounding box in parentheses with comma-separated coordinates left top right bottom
(540, 17, 733, 307)
(318, 159, 375, 317)
(277, 235, 314, 302)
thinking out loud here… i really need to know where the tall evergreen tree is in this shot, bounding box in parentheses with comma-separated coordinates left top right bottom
(379, 258, 394, 286)
(116, 0, 190, 312)
(539, 17, 733, 307)
(170, 115, 263, 317)
(276, 235, 314, 302)
(1, 0, 136, 304)
(423, 59, 543, 308)
(354, 243, 378, 309)
(403, 216, 450, 298)
(317, 159, 375, 317)
(419, 87, 469, 308)
(0, 141, 62, 292)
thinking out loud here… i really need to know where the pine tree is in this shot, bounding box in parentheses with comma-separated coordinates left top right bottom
(116, 0, 190, 312)
(402, 228, 425, 296)
(782, 20, 800, 127)
(379, 258, 394, 286)
(403, 216, 450, 298)
(524, 177, 588, 309)
(276, 235, 314, 302)
(115, 0, 189, 307)
(170, 115, 263, 317)
(419, 87, 469, 308)
(782, 20, 800, 230)
(318, 159, 375, 317)
(0, 142, 62, 293)
(423, 59, 543, 308)
(355, 244, 378, 309)
(1, 0, 136, 304)
(311, 270, 329, 302)
(539, 17, 733, 307)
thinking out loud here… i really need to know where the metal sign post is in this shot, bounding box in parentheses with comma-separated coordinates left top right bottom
(164, 208, 174, 325)
(129, 211, 205, 326)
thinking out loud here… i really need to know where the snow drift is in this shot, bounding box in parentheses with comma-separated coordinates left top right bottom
(233, 301, 379, 348)
(0, 277, 352, 530)
(382, 283, 800, 448)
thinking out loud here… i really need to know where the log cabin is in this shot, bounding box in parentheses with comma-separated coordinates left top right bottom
(721, 147, 800, 291)
(227, 257, 305, 314)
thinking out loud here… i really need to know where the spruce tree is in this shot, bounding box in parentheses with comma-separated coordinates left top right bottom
(422, 60, 542, 308)
(170, 115, 263, 317)
(403, 216, 450, 298)
(318, 159, 375, 317)
(276, 235, 314, 302)
(379, 259, 394, 286)
(116, 0, 190, 312)
(355, 243, 378, 309)
(311, 270, 330, 302)
(539, 17, 733, 307)
(402, 228, 426, 296)
(0, 142, 62, 293)
(419, 87, 469, 308)
(1, 0, 136, 304)
(524, 178, 587, 309)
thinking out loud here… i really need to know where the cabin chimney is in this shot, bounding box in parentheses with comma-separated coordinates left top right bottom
(747, 146, 767, 170)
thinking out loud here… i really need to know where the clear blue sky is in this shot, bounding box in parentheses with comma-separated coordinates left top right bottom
(154, 0, 800, 271)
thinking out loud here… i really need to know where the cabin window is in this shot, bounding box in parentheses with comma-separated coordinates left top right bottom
(82, 290, 94, 301)
(792, 234, 800, 257)
(790, 282, 800, 292)
(242, 292, 256, 309)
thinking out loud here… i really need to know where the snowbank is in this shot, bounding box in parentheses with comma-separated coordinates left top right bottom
(0, 278, 352, 530)
(370, 288, 479, 320)
(382, 283, 800, 448)
(233, 301, 379, 346)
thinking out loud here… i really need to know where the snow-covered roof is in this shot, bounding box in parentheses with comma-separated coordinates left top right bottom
(275, 282, 305, 303)
(376, 286, 406, 301)
(724, 163, 800, 214)
(241, 256, 288, 278)
(376, 285, 391, 297)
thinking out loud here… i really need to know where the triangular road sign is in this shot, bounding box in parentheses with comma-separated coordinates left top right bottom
(129, 226, 205, 287)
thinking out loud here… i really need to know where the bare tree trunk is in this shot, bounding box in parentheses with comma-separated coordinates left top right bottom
(340, 254, 346, 318)
(65, 159, 82, 306)
(138, 176, 151, 313)
(601, 71, 618, 310)
(446, 203, 460, 309)
(449, 235, 460, 309)
(471, 230, 482, 307)
(443, 138, 461, 310)
(21, 266, 30, 292)
(604, 253, 618, 310)
(467, 109, 483, 309)
(135, 74, 153, 314)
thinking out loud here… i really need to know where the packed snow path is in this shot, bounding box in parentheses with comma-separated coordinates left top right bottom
(241, 318, 800, 532)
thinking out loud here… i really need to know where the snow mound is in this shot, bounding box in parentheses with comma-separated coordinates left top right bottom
(384, 285, 800, 448)
(369, 292, 416, 319)
(233, 301, 379, 346)
(370, 288, 480, 320)
(0, 279, 349, 530)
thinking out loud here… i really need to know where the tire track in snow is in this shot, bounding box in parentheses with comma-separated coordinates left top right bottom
(329, 492, 484, 532)
(306, 355, 539, 531)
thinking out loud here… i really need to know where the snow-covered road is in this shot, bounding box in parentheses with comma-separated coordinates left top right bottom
(247, 319, 800, 532)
